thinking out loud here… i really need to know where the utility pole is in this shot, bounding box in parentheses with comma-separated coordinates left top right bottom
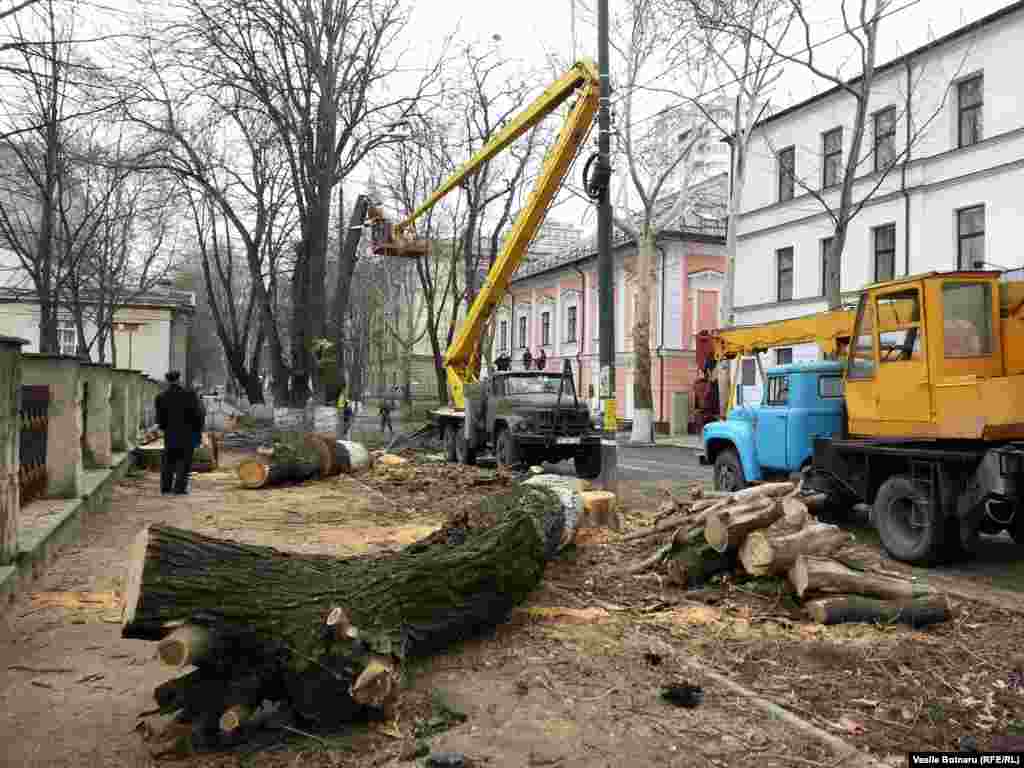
(597, 0, 618, 492)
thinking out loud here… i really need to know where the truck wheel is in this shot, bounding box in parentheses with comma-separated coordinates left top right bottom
(455, 429, 477, 466)
(713, 449, 746, 492)
(574, 447, 601, 479)
(443, 424, 458, 462)
(873, 475, 945, 565)
(495, 427, 520, 470)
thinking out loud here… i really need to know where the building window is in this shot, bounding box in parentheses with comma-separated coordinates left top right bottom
(957, 205, 985, 269)
(740, 358, 756, 386)
(777, 146, 794, 202)
(821, 236, 835, 297)
(822, 127, 842, 188)
(958, 74, 983, 148)
(777, 247, 793, 302)
(541, 311, 551, 346)
(518, 316, 527, 349)
(58, 320, 78, 357)
(499, 320, 509, 351)
(566, 305, 577, 342)
(776, 348, 793, 366)
(874, 107, 897, 171)
(765, 375, 789, 406)
(874, 224, 896, 283)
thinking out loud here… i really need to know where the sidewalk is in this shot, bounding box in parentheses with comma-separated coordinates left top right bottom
(615, 431, 703, 450)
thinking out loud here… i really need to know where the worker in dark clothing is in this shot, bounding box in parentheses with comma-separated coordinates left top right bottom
(379, 398, 394, 434)
(155, 370, 205, 495)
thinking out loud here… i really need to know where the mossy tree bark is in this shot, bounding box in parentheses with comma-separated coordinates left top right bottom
(125, 486, 563, 736)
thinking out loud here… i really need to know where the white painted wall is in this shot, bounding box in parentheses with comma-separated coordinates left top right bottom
(731, 1, 1024, 400)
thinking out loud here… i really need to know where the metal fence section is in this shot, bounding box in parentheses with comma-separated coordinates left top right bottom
(19, 385, 49, 506)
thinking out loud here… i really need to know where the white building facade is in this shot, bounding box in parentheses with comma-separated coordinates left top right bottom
(732, 0, 1024, 403)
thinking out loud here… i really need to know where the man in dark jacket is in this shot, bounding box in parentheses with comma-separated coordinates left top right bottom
(155, 370, 205, 495)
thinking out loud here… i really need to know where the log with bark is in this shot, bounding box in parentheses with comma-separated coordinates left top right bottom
(804, 594, 951, 627)
(125, 485, 566, 749)
(788, 555, 937, 601)
(703, 497, 782, 553)
(739, 522, 854, 577)
(665, 525, 737, 588)
(236, 457, 319, 489)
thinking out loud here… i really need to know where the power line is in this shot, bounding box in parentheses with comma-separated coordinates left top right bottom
(612, 0, 926, 133)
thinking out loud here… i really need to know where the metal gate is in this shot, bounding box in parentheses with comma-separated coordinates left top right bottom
(19, 385, 49, 506)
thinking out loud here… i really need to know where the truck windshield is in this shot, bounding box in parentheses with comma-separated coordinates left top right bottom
(505, 374, 575, 396)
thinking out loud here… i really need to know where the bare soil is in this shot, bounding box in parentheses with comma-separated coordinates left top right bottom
(0, 449, 1021, 768)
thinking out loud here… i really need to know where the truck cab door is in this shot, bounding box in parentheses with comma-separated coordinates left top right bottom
(755, 374, 790, 470)
(874, 285, 932, 424)
(844, 293, 879, 432)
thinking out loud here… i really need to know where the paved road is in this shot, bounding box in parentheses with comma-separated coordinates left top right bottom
(540, 444, 713, 484)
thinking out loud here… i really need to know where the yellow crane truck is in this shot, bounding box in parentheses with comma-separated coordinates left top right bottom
(697, 270, 1024, 564)
(368, 60, 606, 477)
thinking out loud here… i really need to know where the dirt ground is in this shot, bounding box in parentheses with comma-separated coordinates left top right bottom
(0, 448, 1022, 768)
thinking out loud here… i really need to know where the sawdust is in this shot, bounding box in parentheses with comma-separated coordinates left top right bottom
(512, 606, 611, 625)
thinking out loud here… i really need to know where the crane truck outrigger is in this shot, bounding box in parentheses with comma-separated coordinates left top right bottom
(697, 270, 1024, 565)
(368, 60, 605, 477)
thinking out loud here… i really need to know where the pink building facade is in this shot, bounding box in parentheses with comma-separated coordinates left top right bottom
(492, 227, 726, 431)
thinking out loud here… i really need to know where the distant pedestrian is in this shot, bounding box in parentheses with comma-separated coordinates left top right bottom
(155, 370, 205, 495)
(536, 348, 547, 370)
(379, 398, 394, 434)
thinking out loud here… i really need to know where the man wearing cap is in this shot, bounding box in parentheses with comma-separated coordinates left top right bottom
(155, 370, 205, 495)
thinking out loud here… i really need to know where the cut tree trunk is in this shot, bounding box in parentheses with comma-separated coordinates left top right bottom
(789, 555, 936, 601)
(124, 485, 564, 733)
(236, 458, 319, 489)
(666, 537, 736, 589)
(805, 594, 951, 627)
(304, 433, 343, 477)
(739, 523, 853, 577)
(796, 492, 828, 517)
(704, 498, 782, 553)
(735, 482, 795, 501)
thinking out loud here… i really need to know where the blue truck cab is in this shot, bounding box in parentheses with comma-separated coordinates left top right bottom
(699, 361, 846, 491)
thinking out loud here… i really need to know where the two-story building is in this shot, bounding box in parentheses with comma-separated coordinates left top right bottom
(492, 220, 726, 430)
(732, 0, 1024, 403)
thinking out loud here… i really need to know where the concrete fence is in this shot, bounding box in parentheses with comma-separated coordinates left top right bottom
(0, 342, 151, 567)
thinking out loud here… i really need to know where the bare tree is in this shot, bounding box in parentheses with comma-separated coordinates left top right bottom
(378, 118, 462, 404)
(128, 42, 300, 403)
(175, 0, 445, 405)
(601, 0, 717, 443)
(444, 43, 548, 367)
(678, 0, 794, 327)
(0, 0, 96, 351)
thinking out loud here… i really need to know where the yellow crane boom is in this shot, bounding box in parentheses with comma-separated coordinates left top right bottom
(374, 60, 600, 409)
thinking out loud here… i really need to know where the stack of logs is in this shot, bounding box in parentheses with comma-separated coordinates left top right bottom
(626, 481, 951, 628)
(237, 435, 370, 489)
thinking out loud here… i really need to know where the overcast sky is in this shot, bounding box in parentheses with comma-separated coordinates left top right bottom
(361, 0, 1015, 233)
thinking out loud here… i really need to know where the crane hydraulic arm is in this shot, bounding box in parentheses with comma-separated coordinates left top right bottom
(374, 60, 600, 410)
(696, 308, 856, 414)
(696, 308, 857, 367)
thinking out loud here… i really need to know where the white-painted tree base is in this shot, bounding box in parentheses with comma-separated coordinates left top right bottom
(630, 408, 654, 444)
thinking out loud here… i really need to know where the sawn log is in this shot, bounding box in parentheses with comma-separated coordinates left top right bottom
(805, 594, 951, 627)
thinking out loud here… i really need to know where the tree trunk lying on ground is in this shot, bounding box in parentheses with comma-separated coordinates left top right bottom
(804, 594, 951, 627)
(124, 485, 566, 752)
(236, 457, 319, 489)
(704, 498, 782, 553)
(788, 555, 936, 601)
(739, 522, 853, 577)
